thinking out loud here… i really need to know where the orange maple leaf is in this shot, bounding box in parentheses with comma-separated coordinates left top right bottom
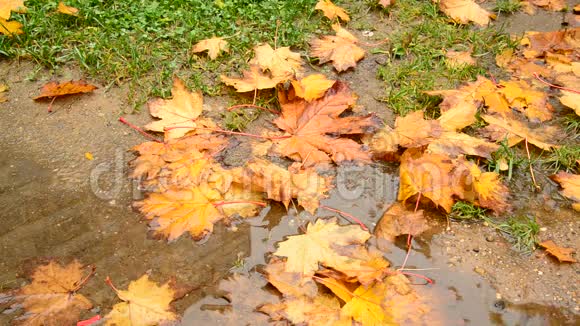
(272, 81, 379, 166)
(221, 65, 286, 92)
(3, 260, 93, 325)
(539, 240, 577, 263)
(310, 24, 365, 72)
(57, 2, 79, 16)
(498, 79, 553, 122)
(250, 43, 304, 79)
(445, 50, 476, 68)
(481, 113, 560, 150)
(530, 0, 566, 12)
(0, 0, 26, 20)
(437, 0, 492, 26)
(192, 36, 229, 60)
(374, 202, 429, 242)
(291, 74, 336, 101)
(33, 80, 98, 100)
(550, 172, 580, 211)
(315, 0, 350, 21)
(0, 17, 23, 36)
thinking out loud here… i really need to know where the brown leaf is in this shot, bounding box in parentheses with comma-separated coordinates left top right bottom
(520, 28, 579, 59)
(437, 0, 492, 26)
(530, 0, 566, 11)
(498, 79, 553, 122)
(481, 113, 560, 150)
(427, 132, 500, 159)
(250, 43, 304, 79)
(263, 257, 318, 298)
(379, 0, 395, 8)
(0, 83, 7, 103)
(315, 0, 350, 21)
(273, 81, 379, 166)
(539, 240, 576, 263)
(550, 172, 580, 203)
(0, 0, 26, 20)
(33, 80, 97, 100)
(221, 65, 286, 92)
(374, 202, 429, 242)
(192, 37, 229, 60)
(396, 111, 443, 147)
(310, 24, 365, 72)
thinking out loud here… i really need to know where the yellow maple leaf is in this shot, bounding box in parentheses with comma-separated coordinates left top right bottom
(310, 24, 365, 72)
(145, 77, 215, 140)
(57, 2, 79, 16)
(0, 0, 26, 20)
(0, 83, 8, 103)
(499, 79, 553, 122)
(192, 36, 229, 60)
(457, 160, 510, 213)
(273, 218, 371, 276)
(437, 0, 492, 26)
(261, 294, 350, 326)
(560, 90, 580, 116)
(481, 114, 559, 150)
(250, 43, 304, 79)
(9, 260, 93, 325)
(291, 74, 336, 101)
(264, 257, 318, 298)
(550, 172, 580, 205)
(445, 49, 476, 68)
(315, 0, 350, 21)
(221, 65, 286, 92)
(106, 275, 178, 326)
(427, 131, 499, 159)
(341, 282, 389, 325)
(0, 17, 23, 36)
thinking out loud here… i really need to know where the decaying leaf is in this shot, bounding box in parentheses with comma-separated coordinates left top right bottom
(315, 0, 350, 21)
(427, 132, 499, 159)
(192, 37, 229, 60)
(144, 77, 215, 140)
(550, 172, 580, 209)
(498, 79, 553, 122)
(374, 202, 429, 242)
(33, 80, 98, 100)
(539, 240, 577, 263)
(530, 0, 566, 11)
(310, 24, 365, 72)
(291, 74, 336, 101)
(273, 81, 379, 166)
(221, 65, 286, 92)
(482, 114, 559, 150)
(57, 2, 79, 16)
(520, 28, 579, 59)
(106, 275, 178, 325)
(0, 0, 26, 20)
(264, 258, 318, 298)
(559, 90, 580, 116)
(250, 43, 304, 79)
(445, 50, 476, 68)
(0, 17, 23, 36)
(3, 260, 93, 325)
(437, 0, 492, 26)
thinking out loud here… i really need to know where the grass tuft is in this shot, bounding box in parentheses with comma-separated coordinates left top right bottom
(542, 145, 580, 173)
(494, 0, 522, 15)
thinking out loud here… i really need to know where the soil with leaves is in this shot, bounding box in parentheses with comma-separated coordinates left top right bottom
(1, 0, 579, 325)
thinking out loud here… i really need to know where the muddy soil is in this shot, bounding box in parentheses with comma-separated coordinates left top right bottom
(1, 3, 579, 326)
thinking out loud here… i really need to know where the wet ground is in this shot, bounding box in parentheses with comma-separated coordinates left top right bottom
(1, 3, 580, 325)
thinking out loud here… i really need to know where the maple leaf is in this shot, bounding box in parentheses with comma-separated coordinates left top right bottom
(539, 240, 577, 263)
(550, 172, 580, 210)
(145, 77, 215, 140)
(261, 294, 348, 326)
(264, 257, 318, 298)
(427, 132, 499, 159)
(220, 65, 286, 92)
(0, 17, 23, 36)
(498, 79, 553, 122)
(105, 275, 178, 325)
(315, 0, 350, 21)
(530, 0, 566, 12)
(273, 218, 371, 276)
(559, 90, 580, 116)
(310, 24, 365, 72)
(457, 159, 510, 214)
(33, 80, 97, 100)
(340, 281, 389, 325)
(192, 37, 229, 60)
(520, 28, 579, 59)
(0, 83, 7, 103)
(445, 49, 476, 68)
(4, 260, 93, 325)
(481, 114, 559, 150)
(379, 0, 395, 8)
(0, 0, 26, 20)
(374, 202, 429, 242)
(291, 74, 336, 101)
(396, 111, 443, 147)
(250, 43, 304, 79)
(57, 2, 79, 16)
(273, 81, 379, 166)
(437, 0, 492, 26)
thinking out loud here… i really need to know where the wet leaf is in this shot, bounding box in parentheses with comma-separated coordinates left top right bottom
(481, 114, 559, 150)
(374, 202, 429, 242)
(264, 258, 318, 298)
(498, 79, 553, 122)
(0, 17, 23, 36)
(445, 49, 476, 68)
(559, 90, 580, 116)
(291, 74, 336, 101)
(84, 152, 94, 160)
(539, 240, 577, 263)
(105, 275, 178, 325)
(57, 2, 79, 16)
(530, 0, 566, 11)
(461, 160, 511, 214)
(261, 294, 348, 326)
(520, 28, 579, 59)
(0, 83, 7, 102)
(33, 80, 97, 100)
(221, 65, 286, 92)
(437, 0, 492, 26)
(310, 24, 365, 72)
(0, 0, 26, 20)
(550, 172, 580, 208)
(315, 0, 350, 21)
(340, 281, 389, 325)
(273, 81, 379, 166)
(192, 37, 229, 60)
(250, 43, 304, 79)
(144, 77, 215, 140)
(427, 132, 499, 159)
(4, 260, 93, 326)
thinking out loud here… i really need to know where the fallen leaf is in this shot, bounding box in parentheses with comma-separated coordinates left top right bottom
(458, 160, 511, 213)
(310, 24, 365, 72)
(559, 90, 580, 116)
(550, 172, 580, 204)
(481, 114, 559, 150)
(0, 17, 23, 36)
(379, 0, 395, 8)
(0, 0, 26, 20)
(395, 111, 443, 147)
(250, 43, 304, 79)
(33, 80, 98, 100)
(144, 77, 215, 140)
(261, 294, 347, 326)
(520, 28, 579, 59)
(105, 275, 178, 325)
(445, 50, 476, 68)
(84, 152, 94, 160)
(315, 0, 350, 21)
(57, 2, 79, 16)
(530, 0, 566, 11)
(221, 65, 286, 92)
(316, 277, 353, 302)
(273, 218, 371, 276)
(291, 74, 336, 101)
(340, 281, 389, 325)
(437, 0, 492, 26)
(4, 260, 93, 325)
(374, 202, 429, 242)
(498, 79, 553, 122)
(0, 83, 7, 102)
(427, 132, 500, 159)
(264, 257, 318, 298)
(273, 81, 379, 166)
(539, 240, 576, 263)
(192, 37, 229, 60)
(520, 1, 537, 15)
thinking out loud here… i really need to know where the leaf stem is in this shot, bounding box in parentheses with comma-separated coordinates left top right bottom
(319, 205, 368, 231)
(533, 72, 580, 94)
(118, 117, 163, 143)
(71, 265, 96, 292)
(212, 200, 267, 207)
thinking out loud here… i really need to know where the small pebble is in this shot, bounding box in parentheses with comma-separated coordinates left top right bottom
(474, 266, 486, 275)
(485, 235, 495, 242)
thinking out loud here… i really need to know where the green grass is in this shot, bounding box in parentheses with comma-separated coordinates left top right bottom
(542, 145, 580, 173)
(1, 0, 322, 107)
(493, 0, 522, 15)
(376, 0, 517, 116)
(563, 114, 580, 137)
(486, 140, 525, 181)
(450, 201, 488, 221)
